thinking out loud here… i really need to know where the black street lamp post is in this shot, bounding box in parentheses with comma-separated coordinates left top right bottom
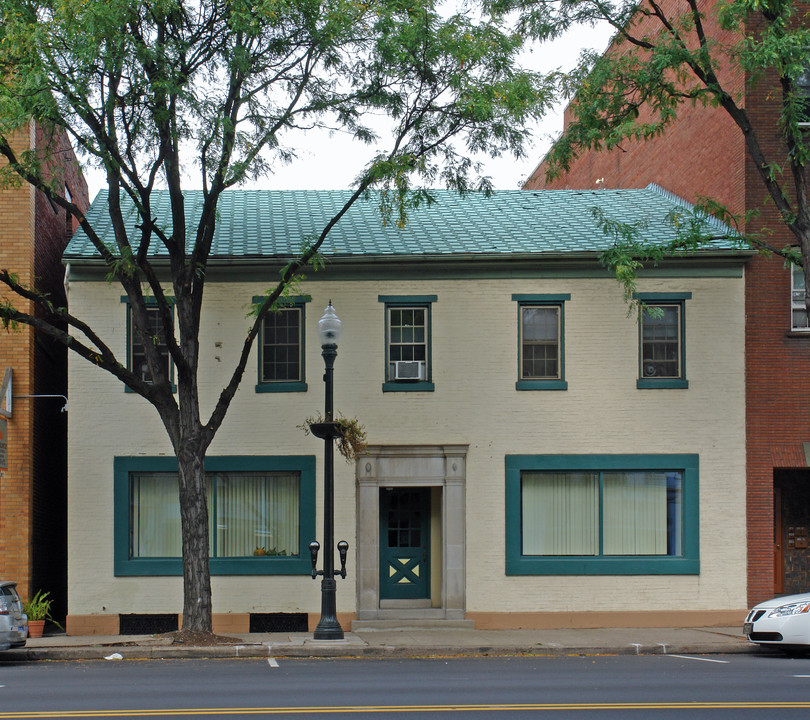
(308, 302, 349, 640)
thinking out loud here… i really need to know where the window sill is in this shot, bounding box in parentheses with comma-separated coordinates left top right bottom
(256, 381, 308, 393)
(786, 330, 810, 338)
(637, 378, 688, 390)
(506, 556, 699, 575)
(516, 380, 568, 391)
(382, 381, 435, 393)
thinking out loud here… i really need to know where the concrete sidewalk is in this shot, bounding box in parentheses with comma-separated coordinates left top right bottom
(2, 625, 754, 661)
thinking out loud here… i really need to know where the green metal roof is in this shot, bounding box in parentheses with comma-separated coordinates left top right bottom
(64, 184, 741, 261)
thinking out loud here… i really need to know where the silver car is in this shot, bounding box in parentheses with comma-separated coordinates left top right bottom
(0, 582, 28, 650)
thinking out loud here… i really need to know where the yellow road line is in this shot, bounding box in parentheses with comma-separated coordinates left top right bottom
(2, 702, 810, 717)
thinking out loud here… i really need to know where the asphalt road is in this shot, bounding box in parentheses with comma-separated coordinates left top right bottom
(1, 652, 810, 718)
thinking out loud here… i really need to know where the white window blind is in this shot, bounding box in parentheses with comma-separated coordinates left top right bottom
(131, 471, 299, 558)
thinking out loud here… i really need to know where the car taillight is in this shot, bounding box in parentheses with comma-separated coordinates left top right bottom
(0, 595, 8, 615)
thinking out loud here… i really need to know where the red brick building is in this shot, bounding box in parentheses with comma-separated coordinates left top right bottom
(0, 122, 88, 617)
(526, 0, 810, 607)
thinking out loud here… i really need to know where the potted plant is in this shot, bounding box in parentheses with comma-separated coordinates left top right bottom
(23, 590, 60, 638)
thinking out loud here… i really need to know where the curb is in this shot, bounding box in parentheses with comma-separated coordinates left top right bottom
(0, 642, 756, 662)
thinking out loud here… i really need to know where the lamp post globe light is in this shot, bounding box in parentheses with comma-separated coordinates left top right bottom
(308, 302, 349, 640)
(317, 302, 342, 347)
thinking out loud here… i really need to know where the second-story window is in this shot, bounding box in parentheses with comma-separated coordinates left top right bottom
(791, 265, 809, 331)
(262, 308, 302, 382)
(389, 307, 427, 379)
(513, 294, 569, 391)
(795, 66, 810, 125)
(128, 303, 171, 385)
(635, 293, 690, 389)
(521, 306, 560, 379)
(380, 295, 436, 392)
(255, 296, 309, 393)
(640, 304, 681, 379)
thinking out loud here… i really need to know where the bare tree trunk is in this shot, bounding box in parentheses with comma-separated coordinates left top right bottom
(176, 440, 212, 632)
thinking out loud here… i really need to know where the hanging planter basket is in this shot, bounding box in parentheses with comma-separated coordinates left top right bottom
(308, 421, 344, 440)
(300, 413, 368, 463)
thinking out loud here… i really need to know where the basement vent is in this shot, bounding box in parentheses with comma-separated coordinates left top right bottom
(249, 613, 308, 633)
(119, 614, 179, 635)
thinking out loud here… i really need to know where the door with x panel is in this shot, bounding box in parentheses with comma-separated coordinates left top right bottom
(380, 487, 430, 600)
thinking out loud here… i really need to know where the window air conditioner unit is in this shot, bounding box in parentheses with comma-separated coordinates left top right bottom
(643, 362, 675, 378)
(394, 360, 426, 381)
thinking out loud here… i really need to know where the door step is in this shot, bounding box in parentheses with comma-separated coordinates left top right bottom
(351, 619, 475, 631)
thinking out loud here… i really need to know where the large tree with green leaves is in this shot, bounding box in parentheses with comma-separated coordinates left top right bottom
(491, 0, 810, 302)
(0, 0, 551, 634)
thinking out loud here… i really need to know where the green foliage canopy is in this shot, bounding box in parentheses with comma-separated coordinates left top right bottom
(0, 0, 553, 633)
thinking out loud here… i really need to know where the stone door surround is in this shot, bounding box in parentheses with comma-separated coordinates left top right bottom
(355, 445, 467, 621)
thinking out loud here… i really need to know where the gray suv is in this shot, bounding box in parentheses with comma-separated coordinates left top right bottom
(0, 582, 28, 650)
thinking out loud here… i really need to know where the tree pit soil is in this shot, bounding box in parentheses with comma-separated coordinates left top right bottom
(159, 630, 243, 646)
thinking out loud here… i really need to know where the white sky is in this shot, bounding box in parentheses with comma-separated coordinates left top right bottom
(82, 24, 613, 201)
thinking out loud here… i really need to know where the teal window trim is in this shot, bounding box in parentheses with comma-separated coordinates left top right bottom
(634, 293, 693, 301)
(379, 295, 437, 393)
(517, 380, 569, 391)
(505, 453, 699, 575)
(381, 382, 436, 392)
(121, 296, 176, 393)
(513, 294, 570, 391)
(378, 295, 439, 303)
(254, 295, 310, 393)
(636, 378, 689, 390)
(114, 455, 316, 576)
(512, 294, 572, 302)
(634, 292, 691, 390)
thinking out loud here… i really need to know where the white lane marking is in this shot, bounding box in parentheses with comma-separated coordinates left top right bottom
(793, 675, 810, 678)
(668, 655, 730, 663)
(268, 657, 279, 668)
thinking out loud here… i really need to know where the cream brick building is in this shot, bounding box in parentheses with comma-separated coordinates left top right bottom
(64, 186, 749, 634)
